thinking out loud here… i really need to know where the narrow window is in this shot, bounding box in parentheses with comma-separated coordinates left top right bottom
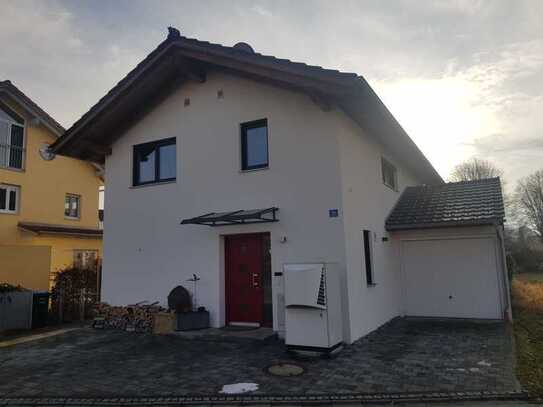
(133, 137, 176, 186)
(363, 230, 374, 286)
(0, 104, 25, 170)
(0, 184, 20, 214)
(381, 157, 397, 190)
(241, 119, 268, 171)
(65, 194, 81, 219)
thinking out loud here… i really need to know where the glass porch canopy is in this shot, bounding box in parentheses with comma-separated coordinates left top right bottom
(180, 207, 279, 227)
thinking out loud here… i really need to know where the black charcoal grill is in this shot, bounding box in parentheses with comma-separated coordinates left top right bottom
(167, 285, 210, 331)
(167, 285, 192, 313)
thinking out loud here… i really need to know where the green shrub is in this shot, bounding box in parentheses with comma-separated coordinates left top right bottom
(50, 267, 98, 322)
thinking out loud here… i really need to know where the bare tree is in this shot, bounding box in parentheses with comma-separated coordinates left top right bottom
(516, 170, 543, 242)
(450, 158, 503, 182)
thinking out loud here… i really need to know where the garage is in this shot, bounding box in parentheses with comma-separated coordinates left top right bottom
(401, 237, 502, 319)
(386, 178, 509, 320)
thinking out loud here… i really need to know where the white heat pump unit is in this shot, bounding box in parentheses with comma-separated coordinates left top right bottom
(283, 263, 343, 355)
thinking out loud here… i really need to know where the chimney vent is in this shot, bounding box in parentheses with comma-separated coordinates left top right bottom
(167, 26, 181, 40)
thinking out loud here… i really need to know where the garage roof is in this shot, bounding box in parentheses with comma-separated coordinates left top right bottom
(386, 178, 505, 231)
(50, 27, 442, 185)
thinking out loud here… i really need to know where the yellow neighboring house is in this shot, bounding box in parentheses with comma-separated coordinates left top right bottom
(0, 80, 103, 291)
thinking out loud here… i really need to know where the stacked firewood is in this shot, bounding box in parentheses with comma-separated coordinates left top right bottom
(93, 301, 167, 333)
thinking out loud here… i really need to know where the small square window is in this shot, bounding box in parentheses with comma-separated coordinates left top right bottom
(0, 184, 19, 214)
(241, 119, 268, 171)
(381, 158, 397, 190)
(133, 137, 176, 186)
(65, 194, 80, 219)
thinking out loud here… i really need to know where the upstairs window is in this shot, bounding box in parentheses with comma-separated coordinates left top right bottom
(381, 157, 397, 190)
(0, 103, 25, 170)
(0, 184, 20, 214)
(65, 194, 80, 219)
(241, 119, 268, 171)
(133, 137, 176, 186)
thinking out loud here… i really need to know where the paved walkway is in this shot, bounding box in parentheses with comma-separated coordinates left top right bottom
(0, 318, 519, 398)
(0, 328, 81, 348)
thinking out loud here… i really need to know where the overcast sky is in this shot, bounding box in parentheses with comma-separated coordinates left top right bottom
(2, 0, 542, 187)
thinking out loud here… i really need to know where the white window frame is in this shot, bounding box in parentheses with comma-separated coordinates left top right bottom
(0, 184, 20, 214)
(381, 157, 398, 191)
(65, 193, 81, 220)
(0, 114, 26, 171)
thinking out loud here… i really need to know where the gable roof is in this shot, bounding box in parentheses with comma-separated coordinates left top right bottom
(0, 80, 65, 137)
(50, 27, 442, 185)
(385, 177, 505, 231)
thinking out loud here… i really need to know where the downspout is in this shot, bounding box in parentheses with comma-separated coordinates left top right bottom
(496, 225, 513, 322)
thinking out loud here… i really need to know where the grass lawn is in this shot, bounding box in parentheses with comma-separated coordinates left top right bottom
(512, 275, 543, 397)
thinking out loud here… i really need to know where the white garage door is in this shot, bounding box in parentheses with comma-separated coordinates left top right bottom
(402, 237, 502, 319)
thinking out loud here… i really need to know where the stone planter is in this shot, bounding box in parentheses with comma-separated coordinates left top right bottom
(175, 309, 210, 331)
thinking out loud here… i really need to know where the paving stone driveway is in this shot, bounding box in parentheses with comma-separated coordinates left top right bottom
(0, 318, 519, 397)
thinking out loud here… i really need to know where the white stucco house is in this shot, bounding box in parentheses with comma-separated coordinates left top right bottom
(52, 28, 510, 346)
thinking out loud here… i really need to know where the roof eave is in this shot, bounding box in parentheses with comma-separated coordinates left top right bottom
(18, 222, 103, 238)
(51, 38, 178, 156)
(49, 30, 442, 186)
(351, 78, 443, 185)
(0, 83, 65, 137)
(51, 39, 359, 159)
(386, 218, 504, 232)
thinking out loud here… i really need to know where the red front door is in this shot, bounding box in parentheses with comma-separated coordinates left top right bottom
(225, 234, 265, 325)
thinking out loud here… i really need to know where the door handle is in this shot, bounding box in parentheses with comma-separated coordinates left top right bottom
(252, 273, 260, 288)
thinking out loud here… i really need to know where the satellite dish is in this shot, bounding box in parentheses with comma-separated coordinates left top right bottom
(233, 42, 255, 54)
(39, 143, 56, 161)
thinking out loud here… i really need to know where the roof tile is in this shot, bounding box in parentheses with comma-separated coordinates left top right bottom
(385, 178, 505, 231)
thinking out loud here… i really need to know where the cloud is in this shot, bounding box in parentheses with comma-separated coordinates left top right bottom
(0, 0, 542, 189)
(461, 39, 543, 187)
(0, 0, 159, 126)
(374, 31, 543, 188)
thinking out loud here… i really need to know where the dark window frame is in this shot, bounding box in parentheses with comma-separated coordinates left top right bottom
(133, 137, 176, 186)
(381, 157, 397, 191)
(64, 193, 81, 220)
(241, 119, 269, 171)
(363, 230, 375, 286)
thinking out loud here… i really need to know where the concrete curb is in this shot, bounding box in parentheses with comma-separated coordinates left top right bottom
(0, 328, 80, 348)
(0, 390, 530, 406)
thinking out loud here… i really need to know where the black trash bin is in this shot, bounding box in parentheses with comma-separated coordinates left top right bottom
(32, 292, 50, 328)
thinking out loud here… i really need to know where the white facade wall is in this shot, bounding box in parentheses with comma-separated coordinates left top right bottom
(102, 70, 445, 343)
(336, 117, 424, 341)
(103, 71, 349, 332)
